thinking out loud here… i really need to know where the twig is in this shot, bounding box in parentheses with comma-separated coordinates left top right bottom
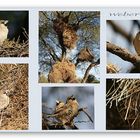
(81, 59, 100, 83)
(41, 11, 53, 21)
(107, 42, 140, 67)
(107, 20, 134, 43)
(124, 96, 131, 120)
(40, 36, 60, 61)
(78, 108, 93, 123)
(75, 120, 90, 123)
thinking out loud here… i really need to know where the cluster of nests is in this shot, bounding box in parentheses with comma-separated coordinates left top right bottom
(48, 15, 95, 83)
(0, 64, 28, 130)
(107, 79, 140, 129)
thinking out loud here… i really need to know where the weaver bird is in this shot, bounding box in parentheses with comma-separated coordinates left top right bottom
(0, 20, 8, 46)
(50, 96, 79, 126)
(55, 100, 65, 111)
(65, 95, 79, 120)
(0, 93, 9, 111)
(133, 31, 140, 56)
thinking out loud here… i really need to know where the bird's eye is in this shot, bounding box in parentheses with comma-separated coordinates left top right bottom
(72, 97, 75, 100)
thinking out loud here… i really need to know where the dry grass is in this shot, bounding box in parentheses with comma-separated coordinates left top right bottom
(0, 64, 28, 130)
(0, 39, 28, 57)
(107, 79, 140, 129)
(107, 63, 119, 73)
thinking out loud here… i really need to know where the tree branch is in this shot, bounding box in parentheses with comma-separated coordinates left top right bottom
(40, 36, 60, 61)
(41, 11, 53, 21)
(107, 42, 140, 67)
(107, 20, 134, 43)
(81, 59, 100, 83)
(78, 108, 93, 123)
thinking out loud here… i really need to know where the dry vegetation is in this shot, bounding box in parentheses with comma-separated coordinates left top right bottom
(107, 79, 140, 129)
(48, 59, 78, 83)
(0, 40, 28, 57)
(0, 31, 28, 57)
(0, 64, 28, 130)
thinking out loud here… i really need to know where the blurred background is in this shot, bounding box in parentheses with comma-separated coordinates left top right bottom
(0, 11, 28, 42)
(107, 20, 140, 73)
(42, 87, 94, 130)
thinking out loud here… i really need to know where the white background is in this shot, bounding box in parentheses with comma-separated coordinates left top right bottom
(1, 0, 140, 140)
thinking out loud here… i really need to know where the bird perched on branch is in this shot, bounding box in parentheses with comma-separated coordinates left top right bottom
(0, 20, 8, 46)
(133, 31, 140, 56)
(46, 95, 93, 129)
(48, 95, 79, 126)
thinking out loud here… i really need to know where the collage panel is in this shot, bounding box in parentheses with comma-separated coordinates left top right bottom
(106, 20, 140, 73)
(39, 11, 100, 83)
(106, 78, 140, 130)
(0, 11, 29, 57)
(42, 87, 94, 130)
(0, 64, 28, 130)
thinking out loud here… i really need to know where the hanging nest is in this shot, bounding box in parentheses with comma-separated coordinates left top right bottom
(62, 26, 79, 50)
(76, 47, 94, 64)
(107, 79, 140, 129)
(107, 63, 119, 73)
(48, 59, 78, 83)
(53, 19, 79, 50)
(53, 19, 66, 36)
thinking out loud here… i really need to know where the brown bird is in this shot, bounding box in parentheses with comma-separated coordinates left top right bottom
(55, 100, 65, 112)
(49, 95, 79, 126)
(133, 31, 140, 56)
(65, 95, 79, 121)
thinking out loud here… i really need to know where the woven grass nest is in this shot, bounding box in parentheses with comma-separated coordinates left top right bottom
(0, 39, 28, 57)
(48, 59, 77, 83)
(0, 30, 28, 57)
(107, 79, 140, 129)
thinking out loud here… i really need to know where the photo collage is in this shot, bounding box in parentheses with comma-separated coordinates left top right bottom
(0, 8, 140, 132)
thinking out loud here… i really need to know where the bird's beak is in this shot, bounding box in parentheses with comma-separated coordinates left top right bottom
(4, 20, 8, 25)
(56, 100, 59, 103)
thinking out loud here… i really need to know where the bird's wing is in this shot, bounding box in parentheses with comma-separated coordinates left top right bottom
(54, 105, 68, 115)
